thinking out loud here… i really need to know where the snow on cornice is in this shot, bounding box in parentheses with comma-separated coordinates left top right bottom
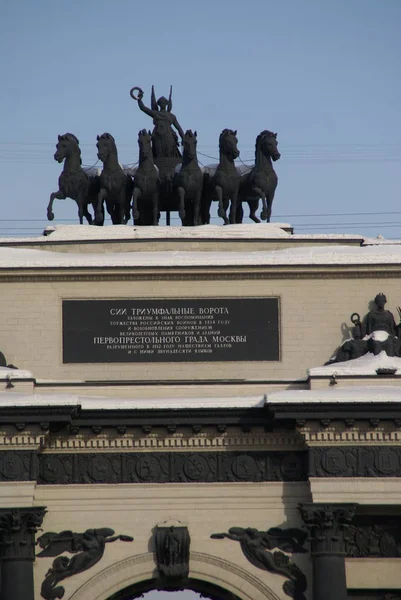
(266, 385, 401, 404)
(0, 393, 265, 410)
(308, 351, 401, 376)
(0, 366, 33, 379)
(1, 243, 401, 269)
(0, 224, 369, 245)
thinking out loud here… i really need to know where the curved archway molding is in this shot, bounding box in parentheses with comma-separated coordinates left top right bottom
(68, 551, 281, 600)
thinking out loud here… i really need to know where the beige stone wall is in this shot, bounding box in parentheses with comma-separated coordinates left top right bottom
(32, 482, 311, 600)
(1, 268, 401, 384)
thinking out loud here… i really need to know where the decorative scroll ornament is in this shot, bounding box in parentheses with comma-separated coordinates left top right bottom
(211, 526, 308, 600)
(36, 528, 133, 600)
(155, 521, 191, 579)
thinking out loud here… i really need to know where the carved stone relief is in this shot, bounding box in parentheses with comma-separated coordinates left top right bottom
(309, 446, 401, 478)
(154, 521, 190, 579)
(0, 450, 307, 484)
(211, 526, 308, 600)
(36, 528, 133, 600)
(346, 516, 401, 557)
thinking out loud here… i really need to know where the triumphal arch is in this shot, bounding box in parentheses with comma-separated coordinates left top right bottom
(0, 221, 401, 600)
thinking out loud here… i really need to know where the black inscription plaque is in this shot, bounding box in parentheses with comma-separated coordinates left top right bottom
(62, 298, 279, 363)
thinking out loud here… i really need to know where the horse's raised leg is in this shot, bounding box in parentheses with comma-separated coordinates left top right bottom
(177, 186, 186, 223)
(216, 186, 228, 224)
(83, 205, 93, 225)
(248, 199, 260, 223)
(47, 190, 66, 221)
(132, 188, 141, 222)
(252, 186, 267, 220)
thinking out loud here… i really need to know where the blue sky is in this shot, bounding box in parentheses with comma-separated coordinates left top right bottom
(1, 0, 400, 237)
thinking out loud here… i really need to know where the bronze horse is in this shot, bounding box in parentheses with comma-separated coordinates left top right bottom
(95, 133, 132, 225)
(174, 130, 203, 226)
(132, 130, 160, 226)
(237, 130, 281, 223)
(47, 133, 100, 224)
(201, 129, 240, 225)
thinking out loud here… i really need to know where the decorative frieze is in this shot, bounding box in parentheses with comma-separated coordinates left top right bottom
(309, 446, 401, 478)
(38, 450, 308, 485)
(0, 450, 307, 484)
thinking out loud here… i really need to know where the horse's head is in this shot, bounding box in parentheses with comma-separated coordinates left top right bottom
(138, 129, 153, 158)
(256, 131, 281, 162)
(96, 132, 117, 163)
(183, 130, 197, 160)
(219, 129, 240, 160)
(54, 133, 80, 163)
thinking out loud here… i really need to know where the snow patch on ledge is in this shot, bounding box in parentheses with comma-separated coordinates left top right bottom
(0, 393, 265, 410)
(0, 366, 33, 379)
(308, 351, 401, 376)
(3, 243, 401, 269)
(42, 223, 293, 241)
(266, 385, 401, 404)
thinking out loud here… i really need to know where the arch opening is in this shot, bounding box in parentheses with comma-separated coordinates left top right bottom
(106, 577, 242, 600)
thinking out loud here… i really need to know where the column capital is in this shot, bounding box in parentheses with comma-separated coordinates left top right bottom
(299, 502, 357, 556)
(0, 507, 46, 561)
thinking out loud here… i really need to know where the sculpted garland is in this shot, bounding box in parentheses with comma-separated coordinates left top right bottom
(47, 85, 280, 226)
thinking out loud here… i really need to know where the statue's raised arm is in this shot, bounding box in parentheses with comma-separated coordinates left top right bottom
(130, 87, 156, 119)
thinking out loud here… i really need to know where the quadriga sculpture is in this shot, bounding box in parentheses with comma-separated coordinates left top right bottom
(132, 129, 160, 226)
(47, 133, 100, 224)
(237, 130, 281, 223)
(202, 129, 240, 225)
(174, 130, 203, 226)
(95, 133, 133, 225)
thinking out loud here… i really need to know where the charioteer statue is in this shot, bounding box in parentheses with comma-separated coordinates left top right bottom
(130, 85, 184, 159)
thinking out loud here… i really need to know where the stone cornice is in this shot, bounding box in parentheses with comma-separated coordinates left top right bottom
(299, 421, 401, 445)
(0, 425, 304, 452)
(1, 264, 401, 283)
